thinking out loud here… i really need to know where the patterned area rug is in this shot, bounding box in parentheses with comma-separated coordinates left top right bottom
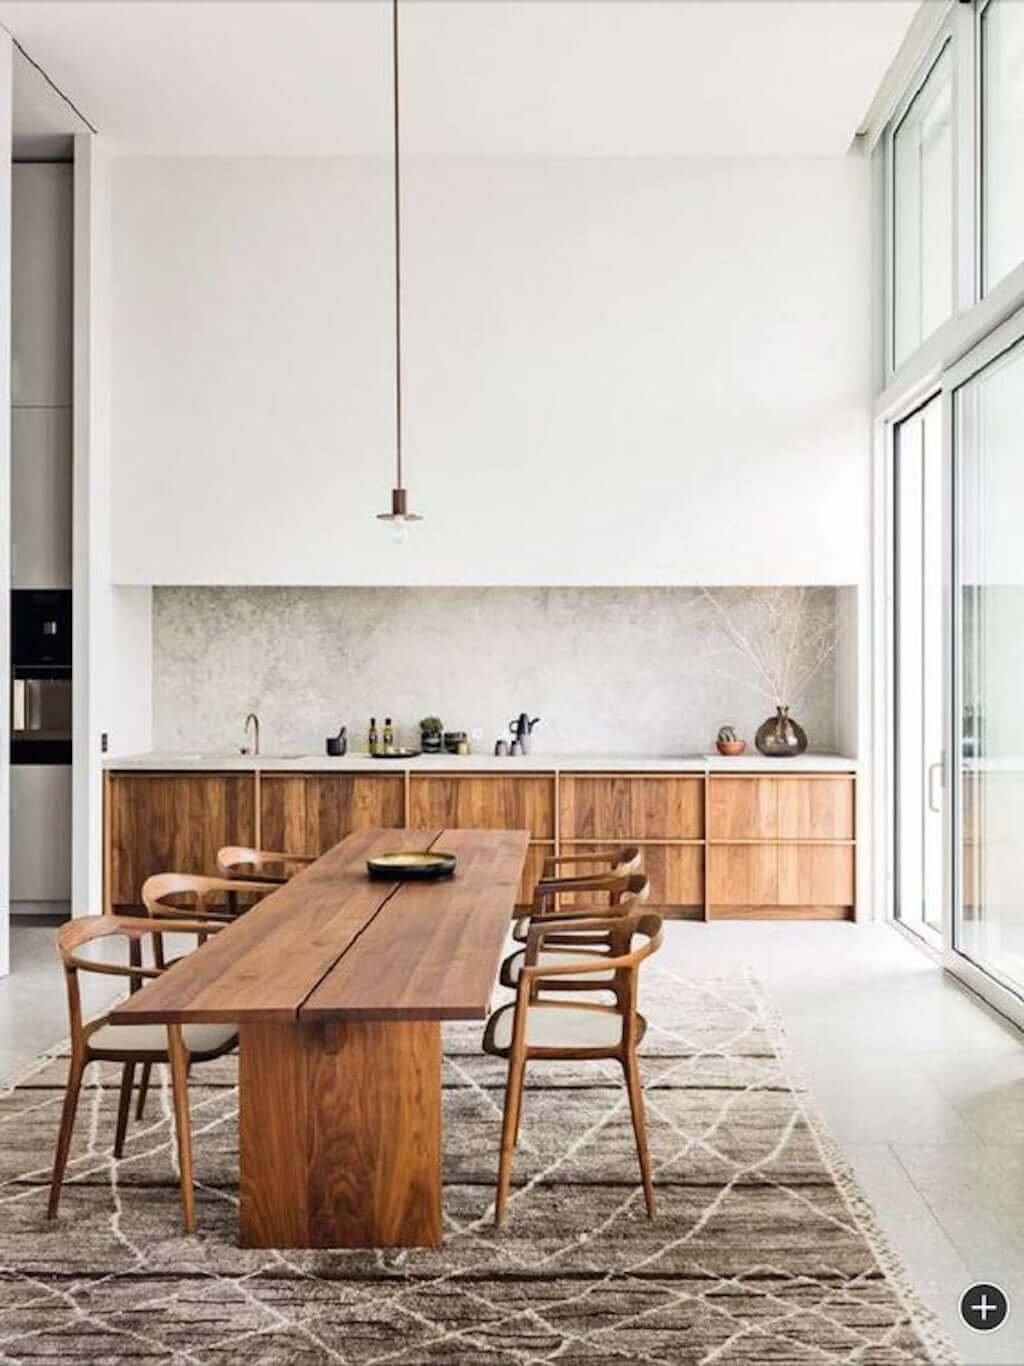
(0, 969, 955, 1365)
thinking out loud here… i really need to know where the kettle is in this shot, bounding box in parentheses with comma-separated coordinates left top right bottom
(508, 713, 541, 755)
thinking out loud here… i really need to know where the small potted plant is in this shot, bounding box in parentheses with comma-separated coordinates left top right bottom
(716, 725, 746, 757)
(419, 716, 443, 754)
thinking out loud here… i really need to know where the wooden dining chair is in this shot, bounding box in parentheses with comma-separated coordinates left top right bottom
(142, 871, 280, 926)
(500, 873, 651, 990)
(136, 871, 279, 1122)
(512, 848, 644, 944)
(539, 845, 643, 884)
(484, 909, 664, 1226)
(49, 915, 238, 1234)
(215, 845, 315, 881)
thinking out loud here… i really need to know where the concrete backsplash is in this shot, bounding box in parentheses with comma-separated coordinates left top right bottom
(152, 586, 844, 757)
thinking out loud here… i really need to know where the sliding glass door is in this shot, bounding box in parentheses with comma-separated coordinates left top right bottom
(951, 333, 1024, 1000)
(894, 398, 945, 944)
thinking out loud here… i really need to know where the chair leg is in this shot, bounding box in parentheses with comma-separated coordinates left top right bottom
(135, 1061, 152, 1121)
(622, 1050, 655, 1218)
(47, 1052, 87, 1219)
(495, 1054, 526, 1227)
(113, 1061, 136, 1158)
(166, 1026, 196, 1235)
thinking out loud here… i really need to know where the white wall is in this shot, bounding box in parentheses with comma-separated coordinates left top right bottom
(0, 36, 11, 972)
(73, 138, 156, 917)
(110, 155, 873, 587)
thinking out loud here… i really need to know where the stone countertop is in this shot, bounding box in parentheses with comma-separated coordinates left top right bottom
(104, 752, 859, 774)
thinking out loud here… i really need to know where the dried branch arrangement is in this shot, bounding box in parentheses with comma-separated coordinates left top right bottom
(701, 587, 840, 708)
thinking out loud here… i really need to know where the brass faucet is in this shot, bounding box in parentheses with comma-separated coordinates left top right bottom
(242, 712, 261, 756)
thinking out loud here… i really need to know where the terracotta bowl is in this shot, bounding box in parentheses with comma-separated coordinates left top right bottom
(716, 739, 747, 756)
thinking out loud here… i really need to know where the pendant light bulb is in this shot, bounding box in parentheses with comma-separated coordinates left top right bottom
(377, 486, 421, 541)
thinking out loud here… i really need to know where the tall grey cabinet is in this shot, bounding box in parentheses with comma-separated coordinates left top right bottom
(10, 163, 73, 912)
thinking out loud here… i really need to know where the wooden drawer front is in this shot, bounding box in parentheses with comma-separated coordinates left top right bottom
(707, 845, 778, 907)
(560, 775, 704, 840)
(778, 845, 854, 906)
(108, 772, 255, 910)
(709, 844, 854, 909)
(260, 774, 404, 857)
(709, 777, 854, 840)
(408, 775, 554, 840)
(561, 842, 703, 909)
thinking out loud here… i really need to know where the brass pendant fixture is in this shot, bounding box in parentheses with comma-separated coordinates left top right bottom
(377, 0, 421, 543)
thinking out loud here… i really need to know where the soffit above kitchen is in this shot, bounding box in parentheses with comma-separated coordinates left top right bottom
(0, 0, 918, 158)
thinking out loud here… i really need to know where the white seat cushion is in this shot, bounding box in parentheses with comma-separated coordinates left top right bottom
(88, 1021, 237, 1055)
(490, 1002, 623, 1052)
(505, 948, 615, 985)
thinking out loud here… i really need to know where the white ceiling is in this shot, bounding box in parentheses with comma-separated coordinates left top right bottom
(0, 0, 919, 158)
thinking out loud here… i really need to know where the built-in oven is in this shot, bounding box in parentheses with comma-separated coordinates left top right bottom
(11, 590, 71, 765)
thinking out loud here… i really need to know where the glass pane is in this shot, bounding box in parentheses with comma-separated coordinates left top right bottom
(895, 397, 944, 942)
(893, 43, 954, 367)
(983, 0, 1024, 291)
(955, 339, 1024, 993)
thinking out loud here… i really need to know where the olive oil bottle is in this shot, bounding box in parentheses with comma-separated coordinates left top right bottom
(382, 717, 395, 750)
(368, 717, 379, 755)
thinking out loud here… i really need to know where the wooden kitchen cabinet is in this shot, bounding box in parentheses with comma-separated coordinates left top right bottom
(560, 840, 704, 915)
(105, 772, 255, 912)
(409, 773, 555, 905)
(260, 773, 404, 857)
(559, 774, 704, 916)
(105, 764, 857, 922)
(706, 774, 855, 920)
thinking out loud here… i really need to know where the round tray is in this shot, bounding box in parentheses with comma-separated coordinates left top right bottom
(370, 748, 421, 760)
(367, 851, 457, 881)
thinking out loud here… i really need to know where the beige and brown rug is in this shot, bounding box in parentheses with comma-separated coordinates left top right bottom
(0, 969, 955, 1365)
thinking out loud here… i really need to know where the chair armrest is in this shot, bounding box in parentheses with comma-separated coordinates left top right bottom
(524, 914, 629, 965)
(540, 851, 619, 874)
(521, 916, 636, 980)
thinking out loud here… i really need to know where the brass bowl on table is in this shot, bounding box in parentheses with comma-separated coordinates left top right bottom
(366, 851, 457, 881)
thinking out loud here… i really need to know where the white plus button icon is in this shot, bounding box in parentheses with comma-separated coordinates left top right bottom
(973, 1293, 998, 1323)
(960, 1283, 1008, 1333)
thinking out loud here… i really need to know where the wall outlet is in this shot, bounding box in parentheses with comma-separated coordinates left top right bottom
(100, 732, 109, 753)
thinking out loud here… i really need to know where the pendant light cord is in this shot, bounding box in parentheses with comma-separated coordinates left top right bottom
(392, 0, 404, 491)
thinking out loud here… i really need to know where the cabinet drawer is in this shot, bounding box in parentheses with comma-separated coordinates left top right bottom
(559, 774, 704, 840)
(260, 773, 404, 856)
(107, 772, 255, 910)
(707, 845, 778, 907)
(709, 776, 854, 840)
(560, 841, 703, 910)
(408, 774, 554, 839)
(708, 843, 854, 911)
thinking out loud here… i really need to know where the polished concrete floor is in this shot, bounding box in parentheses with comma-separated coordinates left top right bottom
(2, 917, 1023, 1363)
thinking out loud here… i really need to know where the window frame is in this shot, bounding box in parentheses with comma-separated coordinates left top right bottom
(884, 25, 958, 378)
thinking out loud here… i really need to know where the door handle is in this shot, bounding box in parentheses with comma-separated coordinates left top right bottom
(927, 761, 943, 814)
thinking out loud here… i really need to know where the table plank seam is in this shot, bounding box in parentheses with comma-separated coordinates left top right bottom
(290, 829, 445, 1019)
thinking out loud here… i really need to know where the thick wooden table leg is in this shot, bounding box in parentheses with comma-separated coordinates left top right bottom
(238, 1018, 442, 1249)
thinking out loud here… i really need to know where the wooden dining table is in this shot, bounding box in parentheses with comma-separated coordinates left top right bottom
(110, 826, 530, 1250)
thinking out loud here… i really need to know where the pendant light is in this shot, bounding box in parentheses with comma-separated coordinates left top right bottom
(377, 0, 421, 543)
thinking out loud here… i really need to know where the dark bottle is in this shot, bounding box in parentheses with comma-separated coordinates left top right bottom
(383, 716, 395, 750)
(368, 717, 379, 755)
